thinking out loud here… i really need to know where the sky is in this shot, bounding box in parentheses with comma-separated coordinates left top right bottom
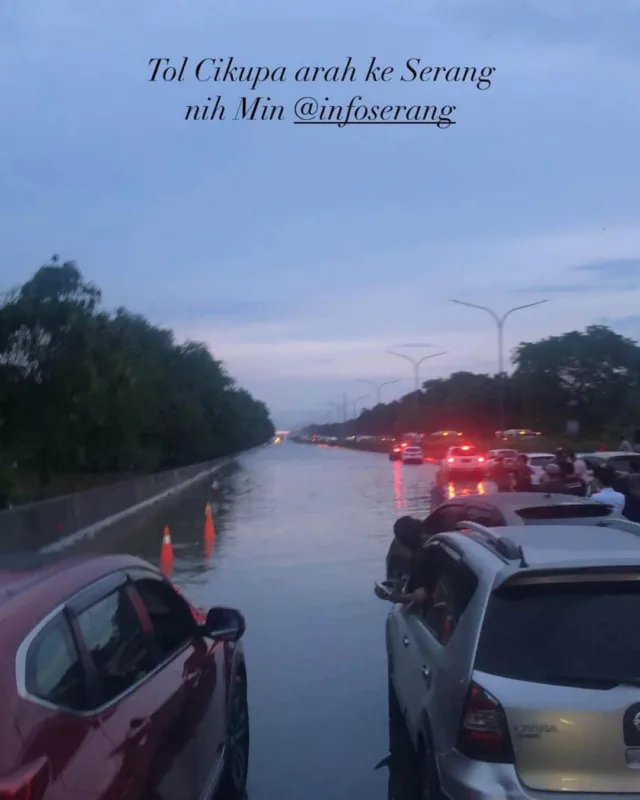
(1, 0, 640, 429)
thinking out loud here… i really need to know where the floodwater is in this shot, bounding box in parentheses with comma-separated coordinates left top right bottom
(75, 441, 475, 799)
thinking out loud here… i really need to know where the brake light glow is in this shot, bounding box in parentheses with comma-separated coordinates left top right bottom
(0, 757, 49, 800)
(393, 447, 401, 452)
(461, 445, 470, 451)
(477, 456, 485, 463)
(458, 681, 514, 763)
(447, 457, 455, 463)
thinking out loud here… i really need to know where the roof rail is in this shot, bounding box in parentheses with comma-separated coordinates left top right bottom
(456, 520, 528, 567)
(595, 518, 640, 538)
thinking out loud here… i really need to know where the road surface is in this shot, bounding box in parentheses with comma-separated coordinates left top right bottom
(74, 441, 460, 799)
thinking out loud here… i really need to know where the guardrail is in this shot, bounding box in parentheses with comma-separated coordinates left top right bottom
(0, 456, 230, 554)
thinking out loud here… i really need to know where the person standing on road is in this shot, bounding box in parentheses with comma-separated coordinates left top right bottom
(430, 468, 447, 510)
(591, 466, 626, 513)
(512, 453, 534, 491)
(492, 455, 512, 492)
(538, 463, 571, 493)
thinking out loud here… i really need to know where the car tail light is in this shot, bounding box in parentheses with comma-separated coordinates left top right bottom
(447, 457, 455, 463)
(461, 445, 470, 451)
(393, 447, 401, 452)
(477, 456, 485, 463)
(0, 758, 49, 800)
(458, 681, 514, 763)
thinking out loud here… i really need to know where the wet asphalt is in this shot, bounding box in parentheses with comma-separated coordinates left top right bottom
(74, 441, 447, 799)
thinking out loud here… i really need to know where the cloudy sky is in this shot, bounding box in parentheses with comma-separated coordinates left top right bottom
(1, 0, 639, 428)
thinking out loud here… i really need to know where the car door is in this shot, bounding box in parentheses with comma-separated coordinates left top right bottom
(67, 571, 201, 800)
(130, 573, 227, 800)
(401, 546, 478, 742)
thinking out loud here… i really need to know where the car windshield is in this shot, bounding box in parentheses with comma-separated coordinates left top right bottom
(516, 504, 613, 523)
(450, 447, 477, 456)
(497, 450, 517, 458)
(475, 581, 640, 688)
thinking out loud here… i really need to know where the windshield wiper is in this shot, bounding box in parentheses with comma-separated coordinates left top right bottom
(543, 675, 640, 688)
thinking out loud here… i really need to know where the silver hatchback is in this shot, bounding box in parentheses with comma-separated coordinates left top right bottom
(383, 517, 640, 799)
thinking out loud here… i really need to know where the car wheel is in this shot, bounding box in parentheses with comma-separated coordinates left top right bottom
(418, 733, 441, 800)
(217, 675, 250, 799)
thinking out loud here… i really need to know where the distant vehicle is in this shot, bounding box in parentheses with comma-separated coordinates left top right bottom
(402, 446, 424, 465)
(428, 430, 464, 439)
(496, 428, 541, 439)
(442, 445, 486, 480)
(0, 552, 249, 800)
(526, 452, 555, 484)
(382, 515, 640, 800)
(580, 451, 640, 476)
(389, 441, 407, 461)
(485, 448, 518, 475)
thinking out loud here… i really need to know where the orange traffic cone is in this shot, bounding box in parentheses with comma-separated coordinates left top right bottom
(160, 525, 174, 576)
(204, 503, 215, 559)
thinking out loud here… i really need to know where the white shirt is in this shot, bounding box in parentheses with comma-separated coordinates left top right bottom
(573, 458, 588, 477)
(591, 487, 626, 513)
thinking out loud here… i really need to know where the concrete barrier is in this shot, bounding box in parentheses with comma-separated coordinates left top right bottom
(0, 456, 235, 555)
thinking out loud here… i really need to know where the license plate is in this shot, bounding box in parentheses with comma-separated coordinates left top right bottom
(462, 458, 471, 463)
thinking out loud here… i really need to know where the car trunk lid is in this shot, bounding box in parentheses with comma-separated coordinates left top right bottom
(473, 574, 640, 791)
(474, 671, 640, 791)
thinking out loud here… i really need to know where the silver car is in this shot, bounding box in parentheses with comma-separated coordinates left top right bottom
(384, 517, 640, 799)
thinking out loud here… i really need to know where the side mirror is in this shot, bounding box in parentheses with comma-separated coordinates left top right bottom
(202, 606, 246, 642)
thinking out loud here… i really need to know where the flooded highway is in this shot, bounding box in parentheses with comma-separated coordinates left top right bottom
(73, 441, 451, 799)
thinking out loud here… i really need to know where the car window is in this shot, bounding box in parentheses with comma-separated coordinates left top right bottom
(25, 614, 88, 711)
(425, 504, 466, 534)
(475, 580, 640, 687)
(421, 549, 478, 645)
(608, 456, 631, 472)
(134, 578, 198, 662)
(461, 504, 505, 528)
(450, 447, 477, 457)
(516, 504, 613, 522)
(76, 588, 155, 705)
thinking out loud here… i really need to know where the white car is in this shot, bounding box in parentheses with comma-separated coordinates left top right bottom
(402, 446, 424, 465)
(442, 445, 485, 478)
(526, 452, 555, 485)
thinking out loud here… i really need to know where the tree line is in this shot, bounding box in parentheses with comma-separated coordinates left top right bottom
(307, 325, 640, 441)
(0, 259, 274, 503)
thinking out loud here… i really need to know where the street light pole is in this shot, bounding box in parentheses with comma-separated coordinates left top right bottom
(352, 394, 368, 418)
(449, 298, 548, 434)
(357, 378, 401, 406)
(386, 350, 448, 393)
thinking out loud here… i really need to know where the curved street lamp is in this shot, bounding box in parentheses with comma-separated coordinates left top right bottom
(357, 378, 401, 406)
(386, 350, 448, 393)
(449, 298, 548, 433)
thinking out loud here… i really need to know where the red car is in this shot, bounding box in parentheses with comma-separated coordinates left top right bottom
(0, 552, 249, 800)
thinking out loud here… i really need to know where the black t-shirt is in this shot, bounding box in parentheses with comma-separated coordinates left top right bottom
(406, 547, 443, 594)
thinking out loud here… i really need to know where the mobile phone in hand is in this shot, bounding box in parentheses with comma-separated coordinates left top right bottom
(375, 580, 394, 599)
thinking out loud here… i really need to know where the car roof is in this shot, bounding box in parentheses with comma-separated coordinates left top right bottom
(526, 452, 554, 458)
(581, 451, 635, 458)
(0, 552, 157, 635)
(442, 491, 599, 509)
(486, 524, 640, 570)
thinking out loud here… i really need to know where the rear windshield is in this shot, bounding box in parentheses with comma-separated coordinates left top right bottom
(497, 450, 517, 458)
(529, 455, 553, 467)
(475, 581, 640, 688)
(450, 447, 477, 456)
(516, 504, 613, 522)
